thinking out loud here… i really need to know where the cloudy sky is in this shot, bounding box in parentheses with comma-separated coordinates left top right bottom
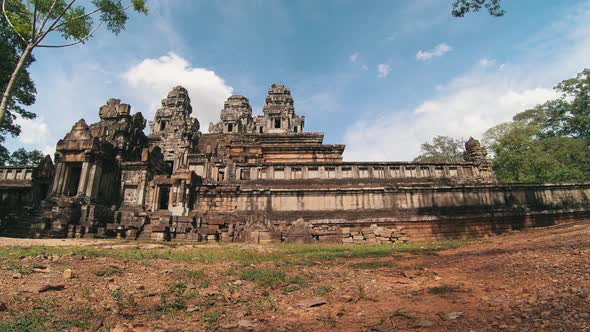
(6, 0, 590, 161)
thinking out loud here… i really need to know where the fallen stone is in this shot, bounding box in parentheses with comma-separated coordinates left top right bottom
(186, 305, 200, 313)
(402, 270, 416, 279)
(0, 303, 7, 312)
(91, 317, 104, 332)
(447, 312, 464, 320)
(238, 320, 257, 329)
(63, 269, 73, 280)
(221, 323, 239, 329)
(32, 266, 50, 273)
(413, 319, 436, 328)
(12, 273, 22, 279)
(297, 298, 327, 308)
(39, 284, 65, 292)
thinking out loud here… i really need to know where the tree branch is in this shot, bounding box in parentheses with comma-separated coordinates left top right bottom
(31, 0, 38, 42)
(36, 0, 58, 39)
(2, 0, 29, 45)
(34, 0, 77, 47)
(36, 21, 102, 48)
(52, 7, 100, 31)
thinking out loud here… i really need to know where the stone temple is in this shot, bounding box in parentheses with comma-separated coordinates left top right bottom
(2, 84, 590, 243)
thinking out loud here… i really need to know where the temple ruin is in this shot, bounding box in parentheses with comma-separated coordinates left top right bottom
(2, 84, 590, 243)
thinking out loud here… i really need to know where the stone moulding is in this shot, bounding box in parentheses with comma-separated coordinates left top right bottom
(1, 85, 590, 243)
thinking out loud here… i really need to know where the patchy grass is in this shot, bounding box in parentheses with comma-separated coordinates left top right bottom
(427, 284, 468, 295)
(94, 266, 123, 277)
(352, 260, 397, 269)
(313, 285, 334, 295)
(0, 240, 469, 266)
(390, 309, 415, 320)
(239, 268, 286, 289)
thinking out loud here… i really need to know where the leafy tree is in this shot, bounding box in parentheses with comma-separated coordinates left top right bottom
(514, 69, 590, 143)
(8, 147, 43, 165)
(414, 135, 465, 163)
(451, 0, 505, 17)
(0, 0, 149, 126)
(1, 1, 37, 168)
(484, 68, 590, 183)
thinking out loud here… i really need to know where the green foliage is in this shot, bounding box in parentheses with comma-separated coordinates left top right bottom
(0, 315, 45, 332)
(484, 68, 590, 183)
(6, 147, 43, 165)
(1, 1, 37, 163)
(413, 135, 465, 163)
(451, 0, 505, 17)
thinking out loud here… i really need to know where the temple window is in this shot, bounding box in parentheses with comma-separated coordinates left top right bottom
(274, 168, 284, 179)
(274, 118, 281, 129)
(158, 186, 170, 210)
(359, 167, 369, 178)
(259, 127, 263, 133)
(227, 123, 233, 132)
(294, 126, 298, 133)
(64, 163, 82, 196)
(308, 167, 318, 178)
(325, 167, 336, 179)
(373, 167, 384, 178)
(292, 167, 303, 179)
(342, 167, 352, 178)
(160, 121, 167, 131)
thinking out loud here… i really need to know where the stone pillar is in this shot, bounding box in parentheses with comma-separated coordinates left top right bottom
(77, 161, 91, 195)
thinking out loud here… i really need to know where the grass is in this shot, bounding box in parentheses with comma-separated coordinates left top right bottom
(427, 284, 468, 295)
(352, 261, 397, 269)
(313, 285, 334, 295)
(0, 240, 468, 266)
(239, 268, 286, 288)
(94, 266, 123, 277)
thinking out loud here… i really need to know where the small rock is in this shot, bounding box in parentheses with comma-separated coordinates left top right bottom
(297, 298, 327, 308)
(12, 273, 22, 279)
(63, 269, 73, 280)
(186, 305, 200, 313)
(32, 266, 50, 273)
(413, 319, 436, 328)
(24, 283, 65, 293)
(0, 303, 7, 312)
(111, 323, 134, 332)
(447, 312, 464, 320)
(91, 317, 104, 332)
(402, 270, 416, 279)
(238, 320, 257, 329)
(146, 303, 161, 312)
(221, 323, 239, 329)
(434, 275, 442, 281)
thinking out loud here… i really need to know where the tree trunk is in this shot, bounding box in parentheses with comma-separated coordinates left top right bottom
(0, 43, 33, 125)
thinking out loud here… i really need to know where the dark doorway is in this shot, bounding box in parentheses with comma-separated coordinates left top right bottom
(65, 163, 82, 196)
(227, 123, 233, 132)
(166, 161, 174, 173)
(274, 118, 281, 129)
(159, 186, 170, 210)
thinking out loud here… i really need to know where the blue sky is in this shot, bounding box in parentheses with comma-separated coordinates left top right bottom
(6, 0, 590, 160)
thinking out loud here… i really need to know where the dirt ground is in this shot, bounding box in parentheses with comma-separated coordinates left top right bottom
(0, 221, 589, 332)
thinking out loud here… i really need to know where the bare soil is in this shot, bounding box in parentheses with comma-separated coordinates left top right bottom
(0, 221, 589, 332)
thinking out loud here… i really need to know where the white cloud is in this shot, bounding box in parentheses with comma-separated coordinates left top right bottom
(344, 3, 590, 162)
(416, 43, 452, 61)
(123, 52, 233, 130)
(377, 64, 391, 78)
(15, 116, 52, 145)
(349, 52, 360, 63)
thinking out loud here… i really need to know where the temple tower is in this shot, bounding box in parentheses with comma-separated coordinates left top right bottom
(148, 86, 200, 171)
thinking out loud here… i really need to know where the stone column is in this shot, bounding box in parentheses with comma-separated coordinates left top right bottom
(77, 161, 91, 195)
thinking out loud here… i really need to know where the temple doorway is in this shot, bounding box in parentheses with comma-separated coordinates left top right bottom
(158, 186, 170, 210)
(64, 163, 82, 196)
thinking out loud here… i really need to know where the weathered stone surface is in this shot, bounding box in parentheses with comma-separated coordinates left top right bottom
(2, 83, 590, 244)
(297, 298, 327, 308)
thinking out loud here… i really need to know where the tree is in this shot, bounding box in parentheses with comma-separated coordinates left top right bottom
(1, 1, 36, 166)
(8, 147, 43, 165)
(483, 68, 590, 183)
(451, 0, 505, 17)
(414, 135, 465, 163)
(514, 68, 590, 143)
(0, 0, 148, 126)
